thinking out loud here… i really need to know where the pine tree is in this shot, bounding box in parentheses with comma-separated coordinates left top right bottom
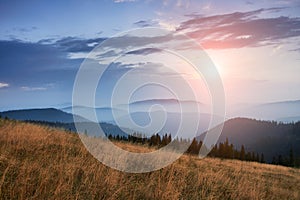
(278, 155, 283, 165)
(224, 138, 229, 158)
(156, 134, 161, 146)
(187, 138, 199, 155)
(240, 145, 245, 161)
(260, 153, 265, 163)
(256, 153, 260, 162)
(229, 144, 234, 159)
(246, 152, 252, 161)
(271, 156, 277, 165)
(168, 134, 172, 144)
(219, 143, 225, 158)
(289, 147, 295, 167)
(251, 152, 256, 161)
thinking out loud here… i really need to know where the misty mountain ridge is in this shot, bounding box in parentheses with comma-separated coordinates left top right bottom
(0, 108, 88, 123)
(230, 99, 300, 122)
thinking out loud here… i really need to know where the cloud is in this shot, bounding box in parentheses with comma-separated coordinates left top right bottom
(12, 26, 38, 33)
(54, 37, 106, 52)
(38, 38, 56, 44)
(177, 7, 300, 49)
(134, 20, 158, 27)
(0, 82, 9, 88)
(290, 47, 300, 52)
(113, 0, 136, 3)
(92, 34, 174, 50)
(126, 48, 162, 55)
(21, 86, 47, 91)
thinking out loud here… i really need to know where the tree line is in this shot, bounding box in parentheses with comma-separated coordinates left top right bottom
(106, 132, 299, 167)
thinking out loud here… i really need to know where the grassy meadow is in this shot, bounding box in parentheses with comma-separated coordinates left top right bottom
(0, 119, 299, 200)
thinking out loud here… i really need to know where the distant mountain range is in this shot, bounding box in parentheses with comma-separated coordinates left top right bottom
(0, 107, 219, 138)
(61, 98, 211, 134)
(59, 98, 300, 123)
(127, 98, 204, 108)
(0, 108, 134, 138)
(232, 100, 300, 122)
(0, 108, 88, 123)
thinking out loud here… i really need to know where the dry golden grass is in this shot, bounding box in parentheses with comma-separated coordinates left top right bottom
(0, 119, 299, 200)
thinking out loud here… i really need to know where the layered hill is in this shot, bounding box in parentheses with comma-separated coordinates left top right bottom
(1, 108, 300, 164)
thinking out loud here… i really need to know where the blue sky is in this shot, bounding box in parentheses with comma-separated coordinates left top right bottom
(0, 0, 300, 111)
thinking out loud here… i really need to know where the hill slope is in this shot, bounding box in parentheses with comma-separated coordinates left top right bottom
(214, 118, 300, 162)
(0, 119, 299, 199)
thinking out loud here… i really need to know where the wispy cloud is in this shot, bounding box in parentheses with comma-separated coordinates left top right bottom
(113, 0, 136, 3)
(177, 7, 300, 49)
(12, 26, 38, 33)
(134, 20, 158, 28)
(126, 48, 162, 55)
(21, 86, 47, 91)
(0, 82, 9, 88)
(54, 37, 105, 52)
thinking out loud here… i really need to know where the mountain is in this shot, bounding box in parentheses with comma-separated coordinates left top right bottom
(62, 98, 208, 122)
(277, 116, 300, 123)
(232, 100, 300, 122)
(0, 108, 133, 138)
(63, 106, 221, 138)
(29, 121, 133, 138)
(115, 111, 224, 138)
(61, 106, 126, 123)
(122, 98, 208, 113)
(62, 98, 212, 135)
(0, 108, 88, 123)
(201, 118, 300, 162)
(128, 98, 203, 107)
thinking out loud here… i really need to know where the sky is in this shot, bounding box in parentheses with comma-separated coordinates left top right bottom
(0, 0, 300, 112)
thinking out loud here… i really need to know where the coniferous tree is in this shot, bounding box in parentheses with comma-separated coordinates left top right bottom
(278, 155, 283, 165)
(260, 153, 265, 163)
(234, 149, 240, 160)
(219, 143, 225, 158)
(251, 152, 256, 161)
(240, 145, 245, 161)
(108, 134, 113, 140)
(116, 135, 120, 141)
(289, 147, 295, 167)
(187, 138, 199, 154)
(224, 138, 229, 158)
(229, 144, 234, 159)
(208, 145, 217, 157)
(256, 153, 260, 162)
(168, 134, 172, 144)
(156, 134, 161, 146)
(271, 156, 277, 165)
(246, 152, 252, 161)
(161, 134, 169, 146)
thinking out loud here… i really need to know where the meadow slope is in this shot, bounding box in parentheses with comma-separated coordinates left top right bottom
(0, 119, 299, 200)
